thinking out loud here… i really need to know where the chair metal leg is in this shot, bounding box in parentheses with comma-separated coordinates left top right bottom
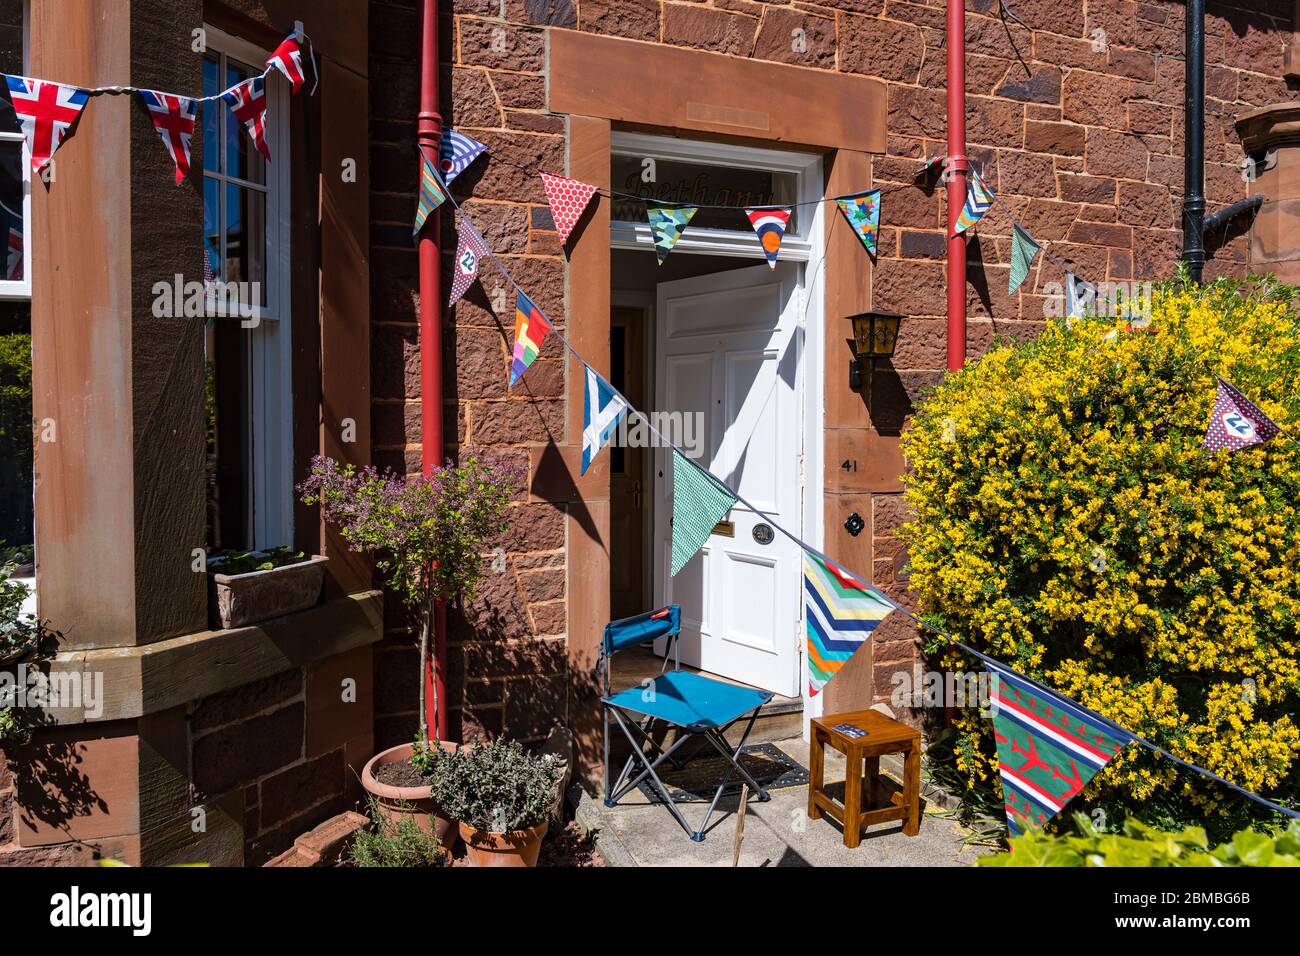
(606, 708, 698, 838)
(690, 708, 768, 841)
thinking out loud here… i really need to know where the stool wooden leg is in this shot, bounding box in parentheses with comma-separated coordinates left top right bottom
(864, 756, 878, 811)
(903, 743, 921, 836)
(807, 729, 824, 820)
(843, 751, 863, 849)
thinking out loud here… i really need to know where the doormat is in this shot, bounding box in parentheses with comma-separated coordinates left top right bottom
(637, 741, 808, 804)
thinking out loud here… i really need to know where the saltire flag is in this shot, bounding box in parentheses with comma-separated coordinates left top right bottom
(138, 90, 197, 185)
(647, 205, 696, 264)
(955, 167, 995, 234)
(540, 172, 599, 245)
(448, 219, 489, 308)
(223, 76, 271, 162)
(581, 364, 629, 475)
(987, 662, 1132, 837)
(440, 130, 488, 185)
(1065, 271, 1096, 324)
(266, 33, 309, 93)
(4, 76, 89, 173)
(412, 150, 447, 239)
(745, 207, 791, 269)
(670, 450, 736, 575)
(803, 553, 894, 697)
(835, 189, 881, 258)
(1008, 223, 1040, 295)
(1203, 378, 1282, 453)
(509, 289, 551, 387)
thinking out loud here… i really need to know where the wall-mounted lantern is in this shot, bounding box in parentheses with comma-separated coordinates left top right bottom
(846, 310, 902, 391)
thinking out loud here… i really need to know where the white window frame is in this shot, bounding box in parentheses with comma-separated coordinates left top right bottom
(0, 0, 32, 300)
(204, 25, 293, 549)
(610, 132, 823, 261)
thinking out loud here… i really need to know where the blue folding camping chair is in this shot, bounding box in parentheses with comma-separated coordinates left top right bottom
(600, 605, 774, 842)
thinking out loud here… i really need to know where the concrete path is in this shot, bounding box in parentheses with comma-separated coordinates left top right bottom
(574, 738, 989, 867)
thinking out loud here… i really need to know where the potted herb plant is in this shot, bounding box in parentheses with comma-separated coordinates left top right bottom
(206, 546, 328, 630)
(429, 738, 563, 867)
(298, 451, 519, 846)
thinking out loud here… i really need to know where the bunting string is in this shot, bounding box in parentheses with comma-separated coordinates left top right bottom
(424, 146, 1299, 823)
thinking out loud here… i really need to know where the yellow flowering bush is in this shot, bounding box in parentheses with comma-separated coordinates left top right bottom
(902, 280, 1300, 833)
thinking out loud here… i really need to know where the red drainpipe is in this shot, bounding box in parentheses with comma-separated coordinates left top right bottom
(418, 0, 450, 741)
(945, 0, 969, 373)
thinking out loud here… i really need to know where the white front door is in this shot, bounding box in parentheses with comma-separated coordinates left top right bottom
(652, 263, 803, 697)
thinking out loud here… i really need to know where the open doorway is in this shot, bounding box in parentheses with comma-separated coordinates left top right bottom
(605, 133, 824, 707)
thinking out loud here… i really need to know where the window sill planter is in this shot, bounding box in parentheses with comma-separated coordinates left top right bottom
(210, 555, 329, 630)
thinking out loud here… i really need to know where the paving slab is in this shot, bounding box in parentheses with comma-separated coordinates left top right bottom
(574, 738, 989, 867)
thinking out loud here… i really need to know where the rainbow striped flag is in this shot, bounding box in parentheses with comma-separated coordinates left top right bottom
(509, 290, 551, 387)
(412, 151, 447, 240)
(803, 553, 894, 697)
(988, 663, 1132, 837)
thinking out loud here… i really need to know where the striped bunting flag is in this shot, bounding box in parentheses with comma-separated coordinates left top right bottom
(412, 151, 447, 240)
(803, 553, 894, 697)
(509, 290, 551, 387)
(439, 129, 488, 185)
(988, 663, 1132, 837)
(954, 167, 994, 234)
(670, 451, 736, 576)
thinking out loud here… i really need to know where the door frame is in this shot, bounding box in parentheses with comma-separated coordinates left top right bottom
(610, 290, 657, 618)
(554, 34, 886, 775)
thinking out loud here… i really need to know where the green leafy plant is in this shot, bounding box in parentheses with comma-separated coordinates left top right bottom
(298, 451, 521, 742)
(979, 812, 1300, 867)
(1, 543, 58, 745)
(428, 738, 562, 833)
(348, 797, 450, 868)
(0, 333, 33, 549)
(901, 279, 1300, 837)
(206, 546, 307, 575)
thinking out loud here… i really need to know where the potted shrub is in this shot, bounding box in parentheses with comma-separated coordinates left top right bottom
(348, 797, 451, 868)
(298, 451, 519, 845)
(206, 546, 328, 630)
(430, 738, 563, 867)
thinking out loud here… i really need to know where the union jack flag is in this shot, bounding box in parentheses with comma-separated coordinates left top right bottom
(4, 75, 90, 173)
(266, 33, 308, 94)
(138, 90, 197, 185)
(439, 129, 487, 185)
(222, 76, 270, 163)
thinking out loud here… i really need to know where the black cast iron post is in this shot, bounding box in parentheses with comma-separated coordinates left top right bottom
(1183, 0, 1207, 283)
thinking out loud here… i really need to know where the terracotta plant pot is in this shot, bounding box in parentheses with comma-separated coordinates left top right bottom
(458, 818, 549, 868)
(209, 554, 328, 630)
(361, 741, 460, 850)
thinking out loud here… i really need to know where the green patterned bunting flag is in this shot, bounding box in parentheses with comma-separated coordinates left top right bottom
(835, 189, 881, 257)
(670, 450, 736, 576)
(647, 206, 697, 264)
(1008, 224, 1040, 295)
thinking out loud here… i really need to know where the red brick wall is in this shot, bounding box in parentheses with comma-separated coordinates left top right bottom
(368, 0, 1296, 741)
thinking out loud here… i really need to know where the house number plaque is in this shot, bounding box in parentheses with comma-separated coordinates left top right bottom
(752, 523, 774, 545)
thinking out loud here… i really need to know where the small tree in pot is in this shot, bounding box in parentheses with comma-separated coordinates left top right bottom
(298, 451, 521, 838)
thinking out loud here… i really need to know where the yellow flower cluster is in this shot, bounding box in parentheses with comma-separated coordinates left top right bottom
(902, 281, 1300, 821)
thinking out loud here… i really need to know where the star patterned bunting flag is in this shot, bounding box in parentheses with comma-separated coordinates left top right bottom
(540, 172, 599, 245)
(4, 75, 89, 173)
(138, 90, 197, 185)
(988, 662, 1132, 837)
(745, 207, 792, 269)
(510, 289, 552, 387)
(835, 189, 881, 257)
(581, 364, 629, 475)
(1203, 378, 1282, 453)
(448, 219, 489, 308)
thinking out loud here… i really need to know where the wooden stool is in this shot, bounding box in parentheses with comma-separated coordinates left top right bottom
(808, 709, 921, 847)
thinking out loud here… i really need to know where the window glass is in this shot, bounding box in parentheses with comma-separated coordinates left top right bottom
(610, 154, 798, 233)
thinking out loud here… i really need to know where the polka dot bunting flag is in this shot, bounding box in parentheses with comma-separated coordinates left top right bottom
(540, 172, 599, 245)
(1203, 377, 1281, 454)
